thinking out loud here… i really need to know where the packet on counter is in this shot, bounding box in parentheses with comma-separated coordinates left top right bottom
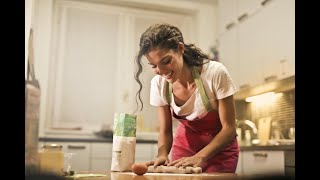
(111, 113, 137, 172)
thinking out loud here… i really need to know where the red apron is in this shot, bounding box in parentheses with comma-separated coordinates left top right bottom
(167, 67, 239, 173)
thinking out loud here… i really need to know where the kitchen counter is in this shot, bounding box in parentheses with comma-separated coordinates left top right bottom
(39, 137, 294, 150)
(240, 144, 295, 150)
(39, 136, 157, 144)
(65, 171, 239, 180)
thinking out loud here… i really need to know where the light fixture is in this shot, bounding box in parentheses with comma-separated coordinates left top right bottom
(245, 92, 276, 102)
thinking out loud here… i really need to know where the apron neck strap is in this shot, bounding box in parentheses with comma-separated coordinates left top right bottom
(166, 66, 213, 112)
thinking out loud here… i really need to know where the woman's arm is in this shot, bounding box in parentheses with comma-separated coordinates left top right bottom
(197, 95, 237, 161)
(169, 95, 237, 167)
(154, 105, 173, 167)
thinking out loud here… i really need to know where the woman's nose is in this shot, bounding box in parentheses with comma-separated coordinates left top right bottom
(155, 67, 161, 75)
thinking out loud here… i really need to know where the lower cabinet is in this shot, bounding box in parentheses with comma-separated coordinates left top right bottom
(39, 141, 91, 172)
(39, 140, 158, 171)
(90, 143, 113, 171)
(238, 150, 285, 176)
(284, 150, 295, 177)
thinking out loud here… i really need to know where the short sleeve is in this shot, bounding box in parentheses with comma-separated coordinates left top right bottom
(212, 63, 238, 99)
(150, 76, 167, 106)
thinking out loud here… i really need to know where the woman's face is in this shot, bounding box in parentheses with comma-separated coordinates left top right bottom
(145, 46, 184, 83)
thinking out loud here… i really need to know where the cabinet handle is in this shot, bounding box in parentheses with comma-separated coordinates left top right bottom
(67, 145, 86, 149)
(253, 152, 268, 158)
(238, 13, 248, 22)
(261, 0, 273, 6)
(225, 22, 235, 30)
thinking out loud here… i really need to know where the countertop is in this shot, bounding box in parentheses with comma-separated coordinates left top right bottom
(39, 136, 294, 150)
(64, 171, 239, 180)
(240, 144, 295, 150)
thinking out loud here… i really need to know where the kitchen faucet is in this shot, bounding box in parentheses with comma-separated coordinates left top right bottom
(236, 119, 259, 144)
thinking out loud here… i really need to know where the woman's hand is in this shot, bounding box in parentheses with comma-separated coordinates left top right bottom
(147, 156, 170, 168)
(167, 155, 204, 168)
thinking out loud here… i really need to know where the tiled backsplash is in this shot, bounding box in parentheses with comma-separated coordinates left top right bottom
(235, 89, 295, 139)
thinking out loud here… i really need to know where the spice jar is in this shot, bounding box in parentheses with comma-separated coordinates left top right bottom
(39, 144, 64, 176)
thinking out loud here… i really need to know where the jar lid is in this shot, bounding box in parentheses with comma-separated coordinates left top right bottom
(41, 144, 63, 149)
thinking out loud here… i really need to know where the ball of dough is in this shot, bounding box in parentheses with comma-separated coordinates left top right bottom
(131, 163, 148, 175)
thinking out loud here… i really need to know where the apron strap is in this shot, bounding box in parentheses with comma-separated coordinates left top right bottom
(166, 66, 213, 112)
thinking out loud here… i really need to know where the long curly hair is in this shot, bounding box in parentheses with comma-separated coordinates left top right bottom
(134, 23, 212, 112)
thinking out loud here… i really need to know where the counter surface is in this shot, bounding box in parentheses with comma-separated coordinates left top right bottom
(66, 171, 239, 180)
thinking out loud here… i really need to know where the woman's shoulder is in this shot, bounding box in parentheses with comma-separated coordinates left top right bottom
(151, 75, 164, 83)
(202, 60, 227, 76)
(151, 75, 167, 89)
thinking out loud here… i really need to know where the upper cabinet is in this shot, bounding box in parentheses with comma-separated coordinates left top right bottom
(217, 0, 295, 89)
(217, 0, 237, 35)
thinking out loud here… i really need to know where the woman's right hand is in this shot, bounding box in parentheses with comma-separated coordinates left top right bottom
(146, 156, 170, 168)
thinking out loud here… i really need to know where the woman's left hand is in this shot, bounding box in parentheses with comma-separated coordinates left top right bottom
(167, 155, 204, 168)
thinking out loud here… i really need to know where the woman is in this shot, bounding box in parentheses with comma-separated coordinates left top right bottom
(134, 23, 239, 173)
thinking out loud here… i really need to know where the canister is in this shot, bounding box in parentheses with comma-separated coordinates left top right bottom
(39, 144, 64, 176)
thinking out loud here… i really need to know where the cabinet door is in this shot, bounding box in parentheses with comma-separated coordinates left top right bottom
(217, 0, 237, 35)
(91, 143, 113, 171)
(219, 26, 240, 89)
(257, 0, 295, 80)
(235, 150, 243, 175)
(49, 141, 91, 172)
(242, 150, 285, 175)
(236, 0, 261, 18)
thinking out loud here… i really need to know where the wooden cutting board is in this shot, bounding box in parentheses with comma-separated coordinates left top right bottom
(258, 117, 272, 145)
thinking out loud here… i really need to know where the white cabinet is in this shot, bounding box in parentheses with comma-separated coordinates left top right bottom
(235, 149, 243, 175)
(39, 141, 91, 172)
(255, 0, 295, 80)
(217, 0, 237, 35)
(241, 150, 285, 176)
(219, 26, 240, 88)
(90, 143, 113, 171)
(218, 0, 295, 88)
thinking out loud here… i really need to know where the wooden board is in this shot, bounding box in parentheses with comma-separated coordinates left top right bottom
(258, 117, 272, 145)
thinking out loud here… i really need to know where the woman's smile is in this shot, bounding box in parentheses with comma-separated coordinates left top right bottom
(163, 71, 173, 79)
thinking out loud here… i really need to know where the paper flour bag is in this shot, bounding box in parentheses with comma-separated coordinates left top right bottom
(111, 113, 137, 171)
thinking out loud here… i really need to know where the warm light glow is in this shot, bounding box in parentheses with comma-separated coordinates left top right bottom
(245, 92, 283, 103)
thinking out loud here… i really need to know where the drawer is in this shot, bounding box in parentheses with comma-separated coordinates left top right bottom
(242, 150, 285, 175)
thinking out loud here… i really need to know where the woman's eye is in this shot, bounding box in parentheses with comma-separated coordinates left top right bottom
(151, 65, 156, 69)
(163, 58, 171, 64)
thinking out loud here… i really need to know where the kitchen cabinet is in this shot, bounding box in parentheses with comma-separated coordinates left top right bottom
(90, 143, 113, 171)
(284, 150, 295, 177)
(217, 0, 237, 35)
(235, 149, 243, 175)
(218, 0, 295, 88)
(39, 139, 158, 171)
(39, 141, 91, 172)
(241, 150, 285, 176)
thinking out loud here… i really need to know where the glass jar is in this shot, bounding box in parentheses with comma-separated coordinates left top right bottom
(39, 144, 64, 176)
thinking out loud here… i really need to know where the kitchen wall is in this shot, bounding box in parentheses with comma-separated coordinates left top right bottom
(235, 88, 295, 140)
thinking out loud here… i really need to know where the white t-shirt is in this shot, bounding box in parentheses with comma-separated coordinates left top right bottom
(150, 60, 238, 121)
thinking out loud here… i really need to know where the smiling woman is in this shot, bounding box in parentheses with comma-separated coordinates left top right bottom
(133, 23, 239, 173)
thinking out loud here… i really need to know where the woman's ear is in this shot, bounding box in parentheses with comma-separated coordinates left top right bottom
(178, 42, 185, 54)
